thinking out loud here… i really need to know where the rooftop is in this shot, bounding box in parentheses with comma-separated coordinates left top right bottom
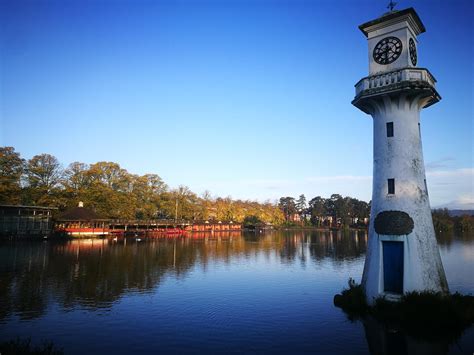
(57, 204, 103, 221)
(359, 7, 426, 37)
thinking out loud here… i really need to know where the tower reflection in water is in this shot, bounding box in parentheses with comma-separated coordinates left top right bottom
(363, 316, 449, 355)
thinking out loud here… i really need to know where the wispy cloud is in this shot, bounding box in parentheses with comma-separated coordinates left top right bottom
(192, 168, 473, 208)
(426, 157, 456, 171)
(436, 196, 474, 210)
(428, 168, 474, 209)
(426, 167, 473, 177)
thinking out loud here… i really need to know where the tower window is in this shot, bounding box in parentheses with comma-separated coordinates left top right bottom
(388, 179, 395, 194)
(418, 123, 421, 138)
(387, 122, 394, 137)
(424, 179, 428, 195)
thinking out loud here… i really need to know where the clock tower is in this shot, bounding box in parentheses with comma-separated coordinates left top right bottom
(352, 7, 448, 303)
(364, 8, 422, 75)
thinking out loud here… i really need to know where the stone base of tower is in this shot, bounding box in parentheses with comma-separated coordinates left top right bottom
(362, 209, 449, 304)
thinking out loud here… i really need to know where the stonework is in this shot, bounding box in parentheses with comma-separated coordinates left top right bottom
(374, 211, 414, 235)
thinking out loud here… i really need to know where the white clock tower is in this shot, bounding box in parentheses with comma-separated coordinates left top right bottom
(352, 7, 448, 303)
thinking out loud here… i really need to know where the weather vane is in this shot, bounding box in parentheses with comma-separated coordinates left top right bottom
(387, 0, 397, 11)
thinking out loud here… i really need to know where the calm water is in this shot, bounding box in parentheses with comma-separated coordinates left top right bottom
(0, 230, 473, 354)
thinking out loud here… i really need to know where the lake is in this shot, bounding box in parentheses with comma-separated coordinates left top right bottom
(0, 230, 473, 354)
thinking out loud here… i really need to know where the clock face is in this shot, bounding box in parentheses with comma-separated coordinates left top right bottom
(373, 36, 403, 65)
(409, 38, 417, 66)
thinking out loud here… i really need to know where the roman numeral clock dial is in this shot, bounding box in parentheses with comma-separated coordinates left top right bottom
(373, 36, 403, 64)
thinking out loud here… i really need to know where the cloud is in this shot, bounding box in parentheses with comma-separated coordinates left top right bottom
(425, 157, 456, 171)
(436, 195, 474, 210)
(191, 168, 473, 208)
(428, 168, 474, 209)
(457, 196, 474, 205)
(426, 167, 473, 177)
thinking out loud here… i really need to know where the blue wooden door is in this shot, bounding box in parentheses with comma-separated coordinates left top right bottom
(382, 241, 404, 294)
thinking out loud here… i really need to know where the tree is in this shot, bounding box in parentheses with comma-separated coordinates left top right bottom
(131, 173, 167, 219)
(0, 147, 24, 204)
(458, 215, 474, 232)
(87, 162, 130, 192)
(78, 162, 136, 219)
(198, 190, 213, 220)
(308, 196, 325, 226)
(323, 194, 346, 226)
(0, 148, 308, 224)
(243, 215, 263, 227)
(432, 208, 454, 233)
(64, 162, 90, 197)
(25, 154, 64, 205)
(279, 197, 297, 221)
(351, 198, 369, 225)
(296, 194, 307, 222)
(26, 154, 63, 191)
(215, 196, 235, 221)
(170, 185, 198, 220)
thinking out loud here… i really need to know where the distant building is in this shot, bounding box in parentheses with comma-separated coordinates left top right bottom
(183, 220, 242, 232)
(289, 213, 301, 222)
(0, 205, 57, 237)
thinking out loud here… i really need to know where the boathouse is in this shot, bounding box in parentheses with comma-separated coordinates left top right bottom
(56, 202, 109, 237)
(183, 220, 242, 232)
(0, 204, 57, 237)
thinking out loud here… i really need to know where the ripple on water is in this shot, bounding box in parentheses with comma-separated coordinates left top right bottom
(0, 231, 472, 354)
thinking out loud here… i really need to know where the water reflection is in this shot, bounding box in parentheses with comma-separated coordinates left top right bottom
(363, 316, 449, 355)
(437, 230, 474, 245)
(0, 230, 472, 355)
(0, 231, 367, 320)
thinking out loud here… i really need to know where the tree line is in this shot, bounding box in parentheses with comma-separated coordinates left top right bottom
(278, 194, 370, 227)
(432, 208, 474, 233)
(1, 146, 377, 227)
(0, 147, 287, 223)
(2, 147, 472, 232)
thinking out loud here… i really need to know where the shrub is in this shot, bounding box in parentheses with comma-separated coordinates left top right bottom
(333, 278, 368, 318)
(334, 281, 474, 342)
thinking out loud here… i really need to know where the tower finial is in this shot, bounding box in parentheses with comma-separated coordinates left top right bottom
(387, 0, 397, 12)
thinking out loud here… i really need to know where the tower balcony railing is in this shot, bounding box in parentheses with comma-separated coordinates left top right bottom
(355, 68, 437, 96)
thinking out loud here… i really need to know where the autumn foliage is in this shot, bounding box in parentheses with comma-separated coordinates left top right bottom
(0, 147, 284, 223)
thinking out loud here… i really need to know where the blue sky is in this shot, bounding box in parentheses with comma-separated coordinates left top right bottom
(1, 0, 472, 208)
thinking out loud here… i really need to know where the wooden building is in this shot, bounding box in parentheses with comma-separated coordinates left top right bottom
(55, 202, 109, 237)
(0, 205, 57, 237)
(183, 220, 242, 233)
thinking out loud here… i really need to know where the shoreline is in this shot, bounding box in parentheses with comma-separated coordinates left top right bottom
(0, 226, 370, 240)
